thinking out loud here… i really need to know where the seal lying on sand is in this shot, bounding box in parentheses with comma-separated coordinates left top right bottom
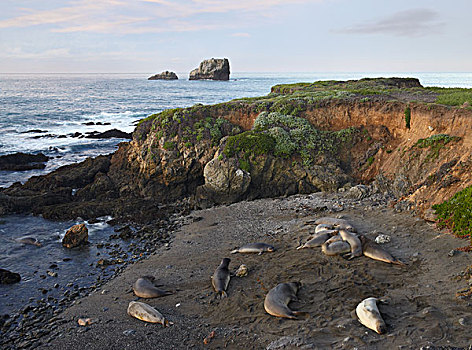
(315, 224, 334, 233)
(321, 236, 351, 256)
(212, 258, 231, 298)
(313, 217, 357, 232)
(360, 236, 405, 265)
(15, 236, 42, 247)
(339, 230, 362, 259)
(133, 276, 173, 298)
(127, 301, 172, 326)
(264, 282, 308, 319)
(231, 243, 275, 254)
(297, 230, 338, 249)
(355, 297, 386, 334)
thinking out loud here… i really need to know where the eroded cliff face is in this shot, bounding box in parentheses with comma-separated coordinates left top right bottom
(2, 78, 471, 221)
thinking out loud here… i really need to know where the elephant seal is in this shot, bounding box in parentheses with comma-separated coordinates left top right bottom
(127, 301, 172, 326)
(315, 224, 334, 233)
(133, 276, 172, 298)
(314, 217, 357, 232)
(355, 297, 386, 334)
(321, 236, 351, 256)
(360, 236, 405, 265)
(264, 282, 308, 319)
(339, 230, 363, 259)
(231, 243, 275, 254)
(297, 230, 338, 249)
(15, 236, 42, 247)
(212, 258, 231, 298)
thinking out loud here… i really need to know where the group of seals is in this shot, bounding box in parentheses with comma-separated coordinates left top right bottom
(298, 216, 405, 333)
(299, 216, 404, 265)
(125, 216, 396, 334)
(127, 275, 174, 326)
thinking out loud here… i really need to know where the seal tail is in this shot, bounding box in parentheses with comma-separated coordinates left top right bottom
(230, 249, 239, 254)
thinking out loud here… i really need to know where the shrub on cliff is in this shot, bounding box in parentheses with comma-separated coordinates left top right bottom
(433, 186, 472, 242)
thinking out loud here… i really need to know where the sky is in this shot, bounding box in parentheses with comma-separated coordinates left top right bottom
(0, 0, 471, 73)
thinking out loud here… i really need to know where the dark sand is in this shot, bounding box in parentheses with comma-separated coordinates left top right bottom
(37, 193, 472, 349)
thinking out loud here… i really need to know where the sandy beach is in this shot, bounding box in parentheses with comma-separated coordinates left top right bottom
(32, 191, 472, 350)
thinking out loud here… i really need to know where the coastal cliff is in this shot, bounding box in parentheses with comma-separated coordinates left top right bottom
(1, 77, 471, 232)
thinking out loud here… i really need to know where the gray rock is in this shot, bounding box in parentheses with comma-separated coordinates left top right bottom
(348, 184, 370, 199)
(375, 234, 391, 244)
(189, 58, 230, 80)
(148, 71, 178, 80)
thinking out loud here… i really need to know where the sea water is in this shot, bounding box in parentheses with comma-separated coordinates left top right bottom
(0, 71, 471, 316)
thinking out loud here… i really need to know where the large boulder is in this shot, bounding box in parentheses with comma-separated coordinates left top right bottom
(189, 58, 230, 81)
(0, 152, 49, 171)
(148, 71, 178, 80)
(62, 223, 88, 248)
(85, 129, 132, 139)
(0, 269, 21, 284)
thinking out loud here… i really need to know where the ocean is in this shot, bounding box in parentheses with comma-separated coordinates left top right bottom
(0, 71, 471, 317)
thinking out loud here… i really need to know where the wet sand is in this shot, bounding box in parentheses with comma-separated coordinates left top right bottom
(36, 192, 472, 349)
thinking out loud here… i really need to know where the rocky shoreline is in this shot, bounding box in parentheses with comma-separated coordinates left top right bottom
(2, 190, 468, 349)
(1, 77, 471, 348)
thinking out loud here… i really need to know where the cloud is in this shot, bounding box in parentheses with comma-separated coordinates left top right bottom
(0, 0, 324, 34)
(231, 32, 251, 37)
(337, 8, 444, 37)
(2, 47, 71, 59)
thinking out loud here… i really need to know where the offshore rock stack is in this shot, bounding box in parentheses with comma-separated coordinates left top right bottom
(189, 58, 230, 80)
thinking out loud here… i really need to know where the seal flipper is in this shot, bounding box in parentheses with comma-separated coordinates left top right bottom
(217, 291, 228, 299)
(292, 311, 309, 319)
(230, 249, 239, 254)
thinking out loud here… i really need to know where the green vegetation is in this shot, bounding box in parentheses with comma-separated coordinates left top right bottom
(427, 87, 472, 106)
(411, 134, 461, 162)
(366, 156, 375, 166)
(163, 141, 174, 150)
(433, 186, 472, 242)
(223, 131, 276, 158)
(223, 112, 360, 167)
(404, 107, 411, 129)
(414, 134, 460, 148)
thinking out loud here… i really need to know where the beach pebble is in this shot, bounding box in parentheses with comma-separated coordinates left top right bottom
(123, 329, 136, 336)
(78, 318, 93, 326)
(448, 250, 456, 257)
(375, 234, 391, 244)
(458, 317, 468, 326)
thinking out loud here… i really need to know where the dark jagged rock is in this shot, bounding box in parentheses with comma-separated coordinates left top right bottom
(62, 224, 88, 248)
(0, 269, 21, 284)
(189, 58, 230, 81)
(85, 129, 132, 139)
(148, 71, 178, 80)
(0, 152, 49, 171)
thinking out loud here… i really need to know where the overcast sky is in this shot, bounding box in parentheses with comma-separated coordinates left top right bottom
(0, 0, 471, 73)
